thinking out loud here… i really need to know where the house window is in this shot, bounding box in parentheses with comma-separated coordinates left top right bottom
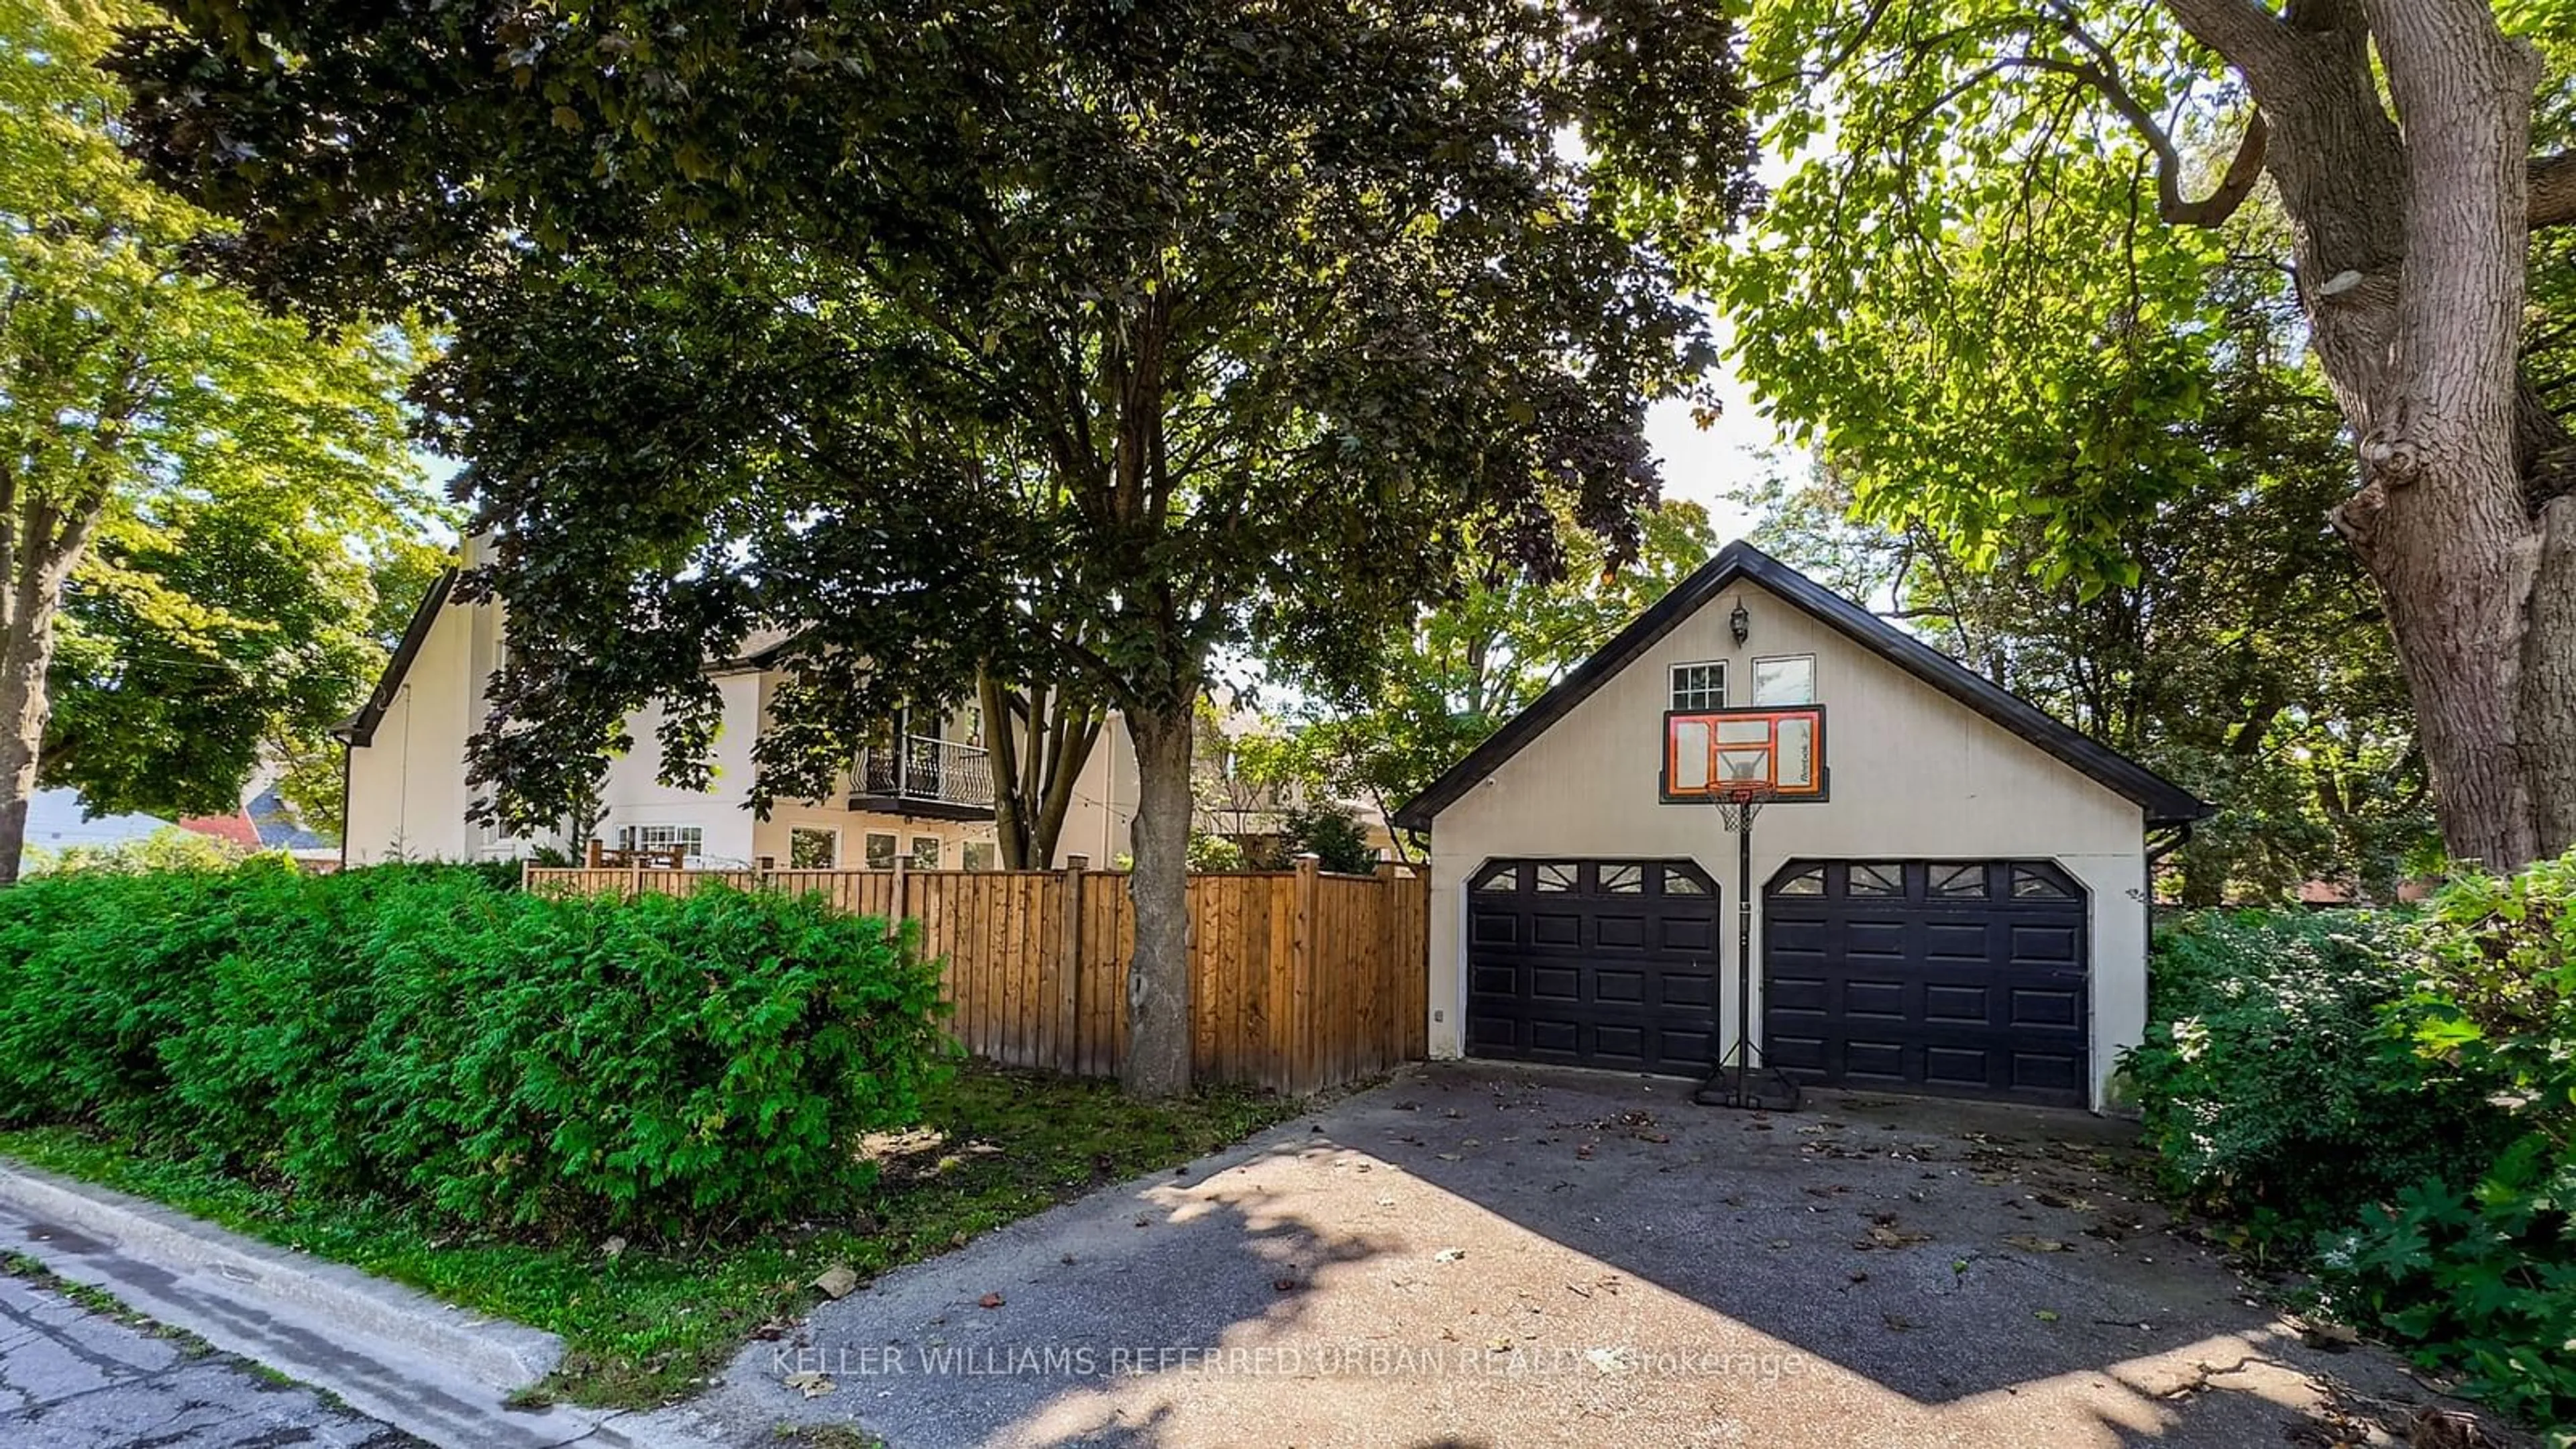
(1670, 661, 1727, 712)
(616, 824, 704, 861)
(789, 827, 838, 869)
(962, 841, 998, 871)
(864, 833, 898, 870)
(910, 836, 943, 869)
(1751, 655, 1817, 706)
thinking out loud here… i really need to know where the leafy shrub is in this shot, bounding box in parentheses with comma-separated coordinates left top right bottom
(2319, 855, 2576, 1426)
(2129, 855, 2576, 1429)
(2126, 909, 2502, 1223)
(0, 862, 949, 1236)
(1282, 802, 1379, 875)
(1186, 831, 1248, 873)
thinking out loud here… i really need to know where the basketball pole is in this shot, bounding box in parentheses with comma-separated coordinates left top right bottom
(1733, 800, 1753, 1108)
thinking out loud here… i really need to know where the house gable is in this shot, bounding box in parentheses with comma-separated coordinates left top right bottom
(1395, 541, 2207, 830)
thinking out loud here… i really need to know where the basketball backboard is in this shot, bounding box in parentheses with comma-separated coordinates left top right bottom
(1661, 705, 1827, 803)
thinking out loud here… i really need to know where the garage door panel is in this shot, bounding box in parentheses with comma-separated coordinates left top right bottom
(1658, 917, 1716, 952)
(1468, 859, 1719, 1078)
(1593, 1026, 1646, 1064)
(1766, 1033, 1825, 1071)
(1530, 966, 1581, 1002)
(1659, 1027, 1713, 1066)
(2008, 986, 2080, 1028)
(1843, 1039, 1908, 1081)
(1764, 859, 2088, 1107)
(2009, 923, 2080, 963)
(1846, 920, 1908, 956)
(2011, 1051, 2084, 1092)
(1922, 983, 1990, 1022)
(1843, 979, 1908, 1019)
(1532, 913, 1582, 947)
(1658, 970, 1717, 1009)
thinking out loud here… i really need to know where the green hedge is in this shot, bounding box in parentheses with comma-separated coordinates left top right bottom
(2127, 855, 2576, 1429)
(0, 863, 950, 1237)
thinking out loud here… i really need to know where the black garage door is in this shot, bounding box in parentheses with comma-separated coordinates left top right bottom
(1466, 859, 1720, 1076)
(1762, 860, 2089, 1106)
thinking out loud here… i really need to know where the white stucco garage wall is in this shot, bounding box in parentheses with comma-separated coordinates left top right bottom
(1421, 575, 2150, 1110)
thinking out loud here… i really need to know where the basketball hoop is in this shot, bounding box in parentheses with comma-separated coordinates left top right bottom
(1709, 780, 1776, 834)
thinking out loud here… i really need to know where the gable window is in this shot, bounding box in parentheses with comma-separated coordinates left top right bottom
(864, 833, 898, 870)
(1670, 661, 1727, 712)
(1751, 654, 1817, 706)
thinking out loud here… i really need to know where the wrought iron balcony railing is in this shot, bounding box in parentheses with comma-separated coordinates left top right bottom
(855, 734, 994, 811)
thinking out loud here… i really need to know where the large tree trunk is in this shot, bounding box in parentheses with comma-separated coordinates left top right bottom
(1121, 700, 1193, 1097)
(2166, 0, 2575, 870)
(0, 565, 74, 887)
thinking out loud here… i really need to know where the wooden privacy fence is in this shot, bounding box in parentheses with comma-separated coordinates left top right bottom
(523, 857, 1430, 1094)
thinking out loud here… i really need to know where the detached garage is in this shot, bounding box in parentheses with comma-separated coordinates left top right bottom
(1398, 542, 2209, 1111)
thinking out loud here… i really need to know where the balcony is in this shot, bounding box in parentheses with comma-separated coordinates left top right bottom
(851, 734, 996, 820)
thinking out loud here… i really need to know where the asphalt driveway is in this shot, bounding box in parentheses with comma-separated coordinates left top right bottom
(708, 1063, 2512, 1448)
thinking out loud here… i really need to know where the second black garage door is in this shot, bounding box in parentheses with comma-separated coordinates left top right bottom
(1466, 858, 1720, 1077)
(1762, 859, 2090, 1106)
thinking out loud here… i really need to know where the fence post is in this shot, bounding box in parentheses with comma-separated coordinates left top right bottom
(1291, 853, 1320, 1094)
(888, 857, 908, 941)
(1059, 865, 1085, 1076)
(1376, 860, 1402, 1070)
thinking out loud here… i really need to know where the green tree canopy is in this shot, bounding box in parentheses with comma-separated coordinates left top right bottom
(0, 0, 437, 873)
(1711, 0, 2576, 871)
(113, 0, 1757, 1091)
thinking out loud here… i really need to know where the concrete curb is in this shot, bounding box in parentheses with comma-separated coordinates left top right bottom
(0, 1156, 560, 1391)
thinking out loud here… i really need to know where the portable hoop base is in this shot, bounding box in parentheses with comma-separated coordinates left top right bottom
(1691, 786, 1805, 1112)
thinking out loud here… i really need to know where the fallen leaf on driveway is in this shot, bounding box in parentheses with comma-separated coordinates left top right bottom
(810, 1265, 861, 1299)
(977, 1291, 1006, 1309)
(782, 1371, 835, 1398)
(2035, 1309, 2061, 1323)
(1272, 1277, 1300, 1293)
(2003, 1234, 2072, 1254)
(1861, 1224, 1931, 1250)
(1434, 1247, 1468, 1263)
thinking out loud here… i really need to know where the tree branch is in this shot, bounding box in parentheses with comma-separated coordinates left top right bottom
(2534, 150, 2576, 228)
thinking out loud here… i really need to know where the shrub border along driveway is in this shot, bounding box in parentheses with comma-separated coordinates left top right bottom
(0, 1064, 1297, 1409)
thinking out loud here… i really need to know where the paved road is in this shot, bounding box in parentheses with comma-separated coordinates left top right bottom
(710, 1061, 2518, 1449)
(0, 1260, 419, 1449)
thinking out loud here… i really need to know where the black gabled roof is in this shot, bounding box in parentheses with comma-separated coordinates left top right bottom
(333, 568, 456, 749)
(1394, 541, 2211, 830)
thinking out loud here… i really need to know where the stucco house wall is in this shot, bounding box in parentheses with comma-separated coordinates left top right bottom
(341, 567, 1141, 871)
(1418, 574, 2155, 1110)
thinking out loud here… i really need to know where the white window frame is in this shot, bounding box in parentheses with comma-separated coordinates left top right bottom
(616, 824, 705, 861)
(1750, 653, 1818, 706)
(1669, 660, 1728, 712)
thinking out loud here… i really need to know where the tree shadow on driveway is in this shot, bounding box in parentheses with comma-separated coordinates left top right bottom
(716, 1062, 2524, 1449)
